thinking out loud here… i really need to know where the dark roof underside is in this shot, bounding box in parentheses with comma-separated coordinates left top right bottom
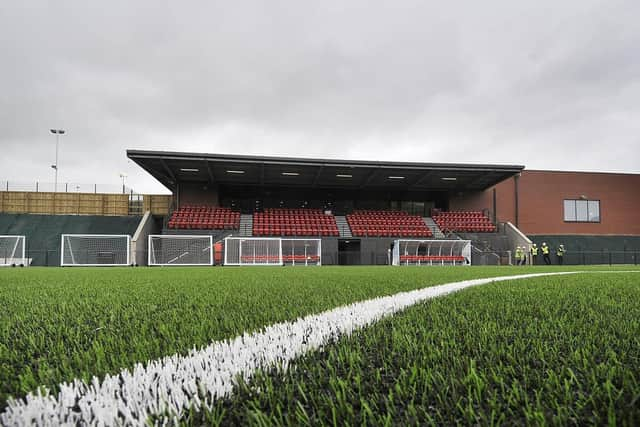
(127, 150, 524, 192)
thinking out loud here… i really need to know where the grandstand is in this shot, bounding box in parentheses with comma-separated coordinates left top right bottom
(127, 150, 524, 265)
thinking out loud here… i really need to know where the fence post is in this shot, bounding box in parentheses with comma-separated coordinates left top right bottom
(609, 252, 612, 266)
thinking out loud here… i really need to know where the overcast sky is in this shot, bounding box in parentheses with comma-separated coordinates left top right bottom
(1, 0, 639, 194)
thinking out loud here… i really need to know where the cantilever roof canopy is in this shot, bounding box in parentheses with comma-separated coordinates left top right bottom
(127, 150, 524, 192)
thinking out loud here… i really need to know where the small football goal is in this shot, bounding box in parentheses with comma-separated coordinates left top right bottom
(224, 237, 283, 266)
(0, 235, 26, 266)
(392, 239, 471, 266)
(148, 235, 213, 266)
(61, 234, 131, 266)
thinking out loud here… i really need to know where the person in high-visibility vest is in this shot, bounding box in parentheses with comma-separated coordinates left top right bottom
(530, 243, 538, 265)
(515, 246, 524, 266)
(541, 242, 551, 265)
(556, 244, 565, 265)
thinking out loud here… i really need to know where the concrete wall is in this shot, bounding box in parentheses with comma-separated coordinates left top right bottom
(131, 212, 161, 266)
(320, 238, 339, 265)
(360, 238, 394, 265)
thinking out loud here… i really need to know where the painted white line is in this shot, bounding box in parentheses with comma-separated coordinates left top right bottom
(0, 271, 615, 426)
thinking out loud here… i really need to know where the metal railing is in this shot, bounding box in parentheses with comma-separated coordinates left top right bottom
(1, 181, 134, 194)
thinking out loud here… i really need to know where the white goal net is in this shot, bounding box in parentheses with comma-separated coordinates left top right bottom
(148, 235, 213, 266)
(61, 234, 131, 266)
(281, 238, 321, 266)
(392, 239, 472, 266)
(224, 237, 283, 266)
(0, 235, 26, 266)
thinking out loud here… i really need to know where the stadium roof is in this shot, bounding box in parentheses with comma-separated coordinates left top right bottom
(127, 150, 524, 192)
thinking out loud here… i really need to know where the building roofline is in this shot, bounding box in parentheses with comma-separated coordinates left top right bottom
(126, 149, 526, 173)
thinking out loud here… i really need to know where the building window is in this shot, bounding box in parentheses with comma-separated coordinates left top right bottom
(563, 199, 600, 222)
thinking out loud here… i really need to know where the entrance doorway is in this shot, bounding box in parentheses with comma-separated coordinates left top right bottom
(338, 239, 361, 265)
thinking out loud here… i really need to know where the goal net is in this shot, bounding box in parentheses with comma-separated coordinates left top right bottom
(0, 235, 26, 266)
(281, 238, 321, 266)
(224, 237, 283, 266)
(392, 239, 472, 266)
(61, 234, 131, 266)
(148, 235, 213, 266)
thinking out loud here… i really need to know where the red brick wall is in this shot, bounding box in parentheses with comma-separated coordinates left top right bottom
(453, 171, 640, 236)
(449, 177, 516, 224)
(516, 170, 640, 235)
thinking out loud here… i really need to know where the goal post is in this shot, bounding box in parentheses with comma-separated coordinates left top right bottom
(281, 238, 321, 266)
(61, 234, 131, 266)
(148, 235, 213, 266)
(0, 235, 26, 266)
(224, 237, 283, 266)
(392, 239, 472, 266)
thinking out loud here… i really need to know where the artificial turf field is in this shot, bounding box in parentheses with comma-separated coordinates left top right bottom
(1, 266, 639, 425)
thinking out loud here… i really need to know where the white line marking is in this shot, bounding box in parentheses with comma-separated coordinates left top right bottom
(1, 271, 634, 426)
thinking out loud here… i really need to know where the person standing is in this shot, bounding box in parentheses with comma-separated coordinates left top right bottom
(515, 246, 523, 266)
(557, 244, 565, 265)
(541, 242, 551, 265)
(530, 243, 538, 265)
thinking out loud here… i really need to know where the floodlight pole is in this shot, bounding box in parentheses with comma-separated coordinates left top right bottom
(119, 173, 127, 194)
(50, 129, 65, 192)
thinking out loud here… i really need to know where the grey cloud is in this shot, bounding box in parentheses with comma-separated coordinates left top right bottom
(1, 0, 638, 193)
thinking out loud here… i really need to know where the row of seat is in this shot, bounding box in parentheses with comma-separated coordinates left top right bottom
(399, 255, 466, 263)
(283, 254, 321, 262)
(347, 210, 433, 238)
(253, 228, 339, 237)
(253, 208, 339, 237)
(168, 206, 241, 230)
(167, 207, 496, 235)
(351, 229, 433, 238)
(432, 211, 495, 233)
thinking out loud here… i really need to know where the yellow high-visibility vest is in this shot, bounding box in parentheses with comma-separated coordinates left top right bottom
(531, 247, 538, 255)
(542, 246, 550, 255)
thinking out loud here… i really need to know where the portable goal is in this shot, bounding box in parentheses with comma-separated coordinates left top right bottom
(0, 235, 26, 266)
(281, 238, 321, 266)
(61, 234, 131, 266)
(148, 235, 213, 266)
(392, 239, 471, 266)
(224, 237, 283, 266)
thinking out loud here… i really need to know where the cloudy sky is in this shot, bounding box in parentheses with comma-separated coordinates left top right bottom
(1, 0, 638, 194)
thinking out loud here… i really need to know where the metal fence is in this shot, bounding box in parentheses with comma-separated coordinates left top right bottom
(473, 250, 640, 266)
(1, 181, 134, 194)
